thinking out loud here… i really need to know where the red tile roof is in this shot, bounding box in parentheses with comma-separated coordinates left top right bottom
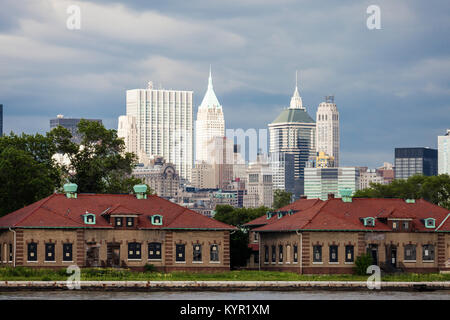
(0, 193, 236, 231)
(252, 198, 450, 232)
(244, 199, 322, 227)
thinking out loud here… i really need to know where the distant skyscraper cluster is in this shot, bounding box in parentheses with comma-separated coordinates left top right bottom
(49, 115, 102, 144)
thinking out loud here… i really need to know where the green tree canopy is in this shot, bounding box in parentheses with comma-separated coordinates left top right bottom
(49, 119, 142, 194)
(353, 174, 450, 210)
(214, 205, 271, 268)
(273, 189, 292, 209)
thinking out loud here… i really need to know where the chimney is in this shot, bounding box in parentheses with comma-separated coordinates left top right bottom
(300, 195, 307, 199)
(328, 193, 335, 199)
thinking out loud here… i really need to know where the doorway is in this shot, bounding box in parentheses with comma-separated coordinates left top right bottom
(107, 243, 121, 268)
(367, 244, 378, 265)
(389, 246, 397, 268)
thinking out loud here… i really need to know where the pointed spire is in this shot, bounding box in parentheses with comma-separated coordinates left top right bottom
(290, 70, 304, 109)
(208, 64, 213, 89)
(199, 65, 221, 109)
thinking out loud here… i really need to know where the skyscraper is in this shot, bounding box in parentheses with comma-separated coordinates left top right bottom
(316, 96, 340, 166)
(50, 115, 102, 144)
(195, 67, 225, 163)
(117, 115, 138, 155)
(125, 81, 194, 181)
(268, 73, 316, 197)
(394, 147, 438, 179)
(438, 129, 450, 174)
(0, 104, 3, 137)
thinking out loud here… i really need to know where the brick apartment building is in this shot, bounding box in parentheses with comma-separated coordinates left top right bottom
(245, 193, 450, 274)
(0, 184, 236, 271)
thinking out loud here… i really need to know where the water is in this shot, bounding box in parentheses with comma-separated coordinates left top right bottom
(0, 290, 448, 300)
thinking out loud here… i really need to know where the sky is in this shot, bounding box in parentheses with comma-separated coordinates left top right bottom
(0, 0, 449, 167)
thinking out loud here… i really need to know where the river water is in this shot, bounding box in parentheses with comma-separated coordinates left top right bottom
(0, 290, 448, 300)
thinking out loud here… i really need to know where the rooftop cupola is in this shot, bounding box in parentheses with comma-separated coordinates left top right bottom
(63, 183, 78, 199)
(133, 184, 148, 199)
(339, 188, 353, 203)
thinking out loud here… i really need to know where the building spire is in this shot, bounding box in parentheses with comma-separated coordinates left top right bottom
(199, 65, 221, 109)
(290, 70, 304, 109)
(208, 64, 213, 89)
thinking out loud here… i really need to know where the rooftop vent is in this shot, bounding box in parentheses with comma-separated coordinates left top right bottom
(133, 184, 148, 199)
(63, 183, 78, 199)
(405, 199, 416, 204)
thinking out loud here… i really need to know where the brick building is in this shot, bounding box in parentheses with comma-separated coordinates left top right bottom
(0, 184, 235, 272)
(245, 195, 450, 274)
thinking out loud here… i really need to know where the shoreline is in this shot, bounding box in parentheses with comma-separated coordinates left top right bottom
(0, 280, 449, 292)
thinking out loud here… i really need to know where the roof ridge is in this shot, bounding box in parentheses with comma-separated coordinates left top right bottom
(299, 200, 329, 230)
(13, 193, 57, 227)
(38, 206, 86, 227)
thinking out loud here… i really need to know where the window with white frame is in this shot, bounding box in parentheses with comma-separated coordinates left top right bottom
(210, 244, 219, 262)
(329, 245, 338, 263)
(345, 245, 354, 263)
(422, 244, 434, 261)
(404, 244, 416, 261)
(313, 245, 322, 263)
(148, 242, 162, 260)
(271, 245, 276, 263)
(278, 245, 283, 262)
(63, 243, 73, 261)
(128, 242, 141, 260)
(193, 244, 202, 262)
(27, 243, 37, 262)
(45, 243, 55, 262)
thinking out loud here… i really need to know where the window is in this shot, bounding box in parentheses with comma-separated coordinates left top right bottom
(271, 245, 276, 263)
(176, 244, 185, 262)
(293, 245, 298, 263)
(363, 217, 375, 227)
(392, 221, 398, 230)
(148, 242, 162, 260)
(9, 244, 13, 262)
(313, 245, 322, 263)
(128, 242, 141, 260)
(404, 244, 416, 261)
(151, 215, 163, 226)
(45, 243, 55, 262)
(84, 214, 96, 225)
(264, 246, 269, 263)
(424, 218, 436, 229)
(193, 244, 202, 262)
(402, 221, 409, 231)
(329, 245, 338, 263)
(210, 244, 219, 262)
(279, 245, 283, 262)
(115, 217, 123, 227)
(126, 217, 134, 227)
(28, 243, 37, 262)
(422, 244, 435, 261)
(345, 245, 354, 263)
(63, 243, 73, 262)
(253, 232, 258, 242)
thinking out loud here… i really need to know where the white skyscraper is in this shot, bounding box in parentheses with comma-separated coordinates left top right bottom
(118, 115, 138, 155)
(195, 67, 225, 163)
(125, 81, 194, 181)
(316, 96, 340, 167)
(438, 129, 450, 174)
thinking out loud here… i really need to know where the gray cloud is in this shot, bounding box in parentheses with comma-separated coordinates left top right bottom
(0, 0, 449, 168)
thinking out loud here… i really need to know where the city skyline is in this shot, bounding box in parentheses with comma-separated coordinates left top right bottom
(1, 0, 449, 168)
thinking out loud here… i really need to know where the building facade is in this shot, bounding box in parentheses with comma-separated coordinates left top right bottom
(118, 115, 138, 156)
(268, 77, 316, 198)
(0, 184, 235, 271)
(195, 68, 225, 164)
(50, 115, 103, 144)
(245, 197, 450, 274)
(243, 155, 273, 208)
(125, 81, 194, 181)
(438, 129, 450, 175)
(394, 147, 438, 179)
(316, 96, 339, 167)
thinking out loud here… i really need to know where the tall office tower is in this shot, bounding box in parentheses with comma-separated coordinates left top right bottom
(304, 167, 360, 200)
(50, 115, 102, 144)
(270, 152, 295, 195)
(126, 81, 194, 181)
(0, 104, 3, 137)
(316, 96, 339, 166)
(438, 129, 450, 174)
(268, 73, 316, 198)
(195, 67, 225, 163)
(117, 115, 138, 155)
(394, 147, 438, 179)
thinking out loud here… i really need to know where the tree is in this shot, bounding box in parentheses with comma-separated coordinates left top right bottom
(0, 132, 62, 216)
(49, 119, 142, 194)
(273, 189, 292, 209)
(214, 205, 271, 268)
(353, 174, 450, 210)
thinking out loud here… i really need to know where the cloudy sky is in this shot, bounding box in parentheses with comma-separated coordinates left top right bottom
(1, 0, 449, 167)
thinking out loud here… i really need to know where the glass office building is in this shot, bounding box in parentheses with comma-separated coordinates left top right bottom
(394, 147, 438, 179)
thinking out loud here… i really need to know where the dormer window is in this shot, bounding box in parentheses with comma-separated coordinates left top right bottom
(424, 218, 436, 229)
(83, 213, 96, 225)
(151, 215, 163, 226)
(115, 217, 123, 227)
(126, 217, 134, 227)
(266, 211, 274, 219)
(363, 217, 375, 227)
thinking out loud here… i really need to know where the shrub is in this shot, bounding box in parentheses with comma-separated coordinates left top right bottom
(354, 253, 373, 275)
(144, 264, 156, 273)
